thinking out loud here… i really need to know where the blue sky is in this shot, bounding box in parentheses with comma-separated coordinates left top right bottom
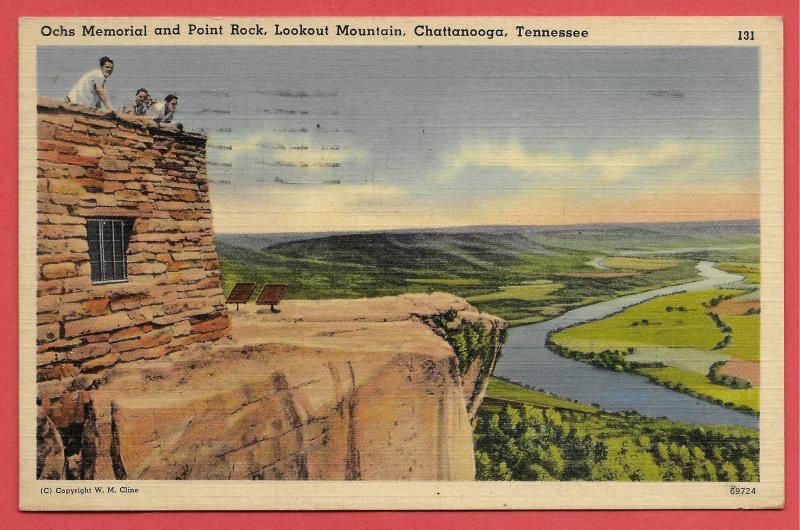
(39, 46, 760, 233)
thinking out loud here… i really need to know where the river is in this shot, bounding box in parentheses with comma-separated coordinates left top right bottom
(492, 261, 758, 428)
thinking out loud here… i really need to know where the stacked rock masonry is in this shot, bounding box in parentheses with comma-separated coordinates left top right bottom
(36, 98, 230, 383)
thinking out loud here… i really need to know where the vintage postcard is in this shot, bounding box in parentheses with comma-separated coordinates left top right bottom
(18, 16, 784, 510)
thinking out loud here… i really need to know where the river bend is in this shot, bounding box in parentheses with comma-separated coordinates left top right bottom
(493, 261, 758, 428)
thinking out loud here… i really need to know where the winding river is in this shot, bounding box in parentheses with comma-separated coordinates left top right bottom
(492, 261, 758, 428)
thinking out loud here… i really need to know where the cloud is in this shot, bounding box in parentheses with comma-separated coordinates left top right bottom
(210, 137, 756, 233)
(229, 132, 269, 155)
(213, 129, 366, 170)
(271, 147, 356, 168)
(433, 140, 725, 184)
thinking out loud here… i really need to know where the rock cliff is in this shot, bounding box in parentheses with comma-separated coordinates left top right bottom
(37, 293, 506, 480)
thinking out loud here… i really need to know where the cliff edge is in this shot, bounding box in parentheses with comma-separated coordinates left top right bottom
(37, 293, 506, 480)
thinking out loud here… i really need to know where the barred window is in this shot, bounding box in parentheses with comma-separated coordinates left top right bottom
(87, 218, 133, 284)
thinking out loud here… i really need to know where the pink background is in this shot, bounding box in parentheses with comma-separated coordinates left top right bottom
(1, 1, 796, 528)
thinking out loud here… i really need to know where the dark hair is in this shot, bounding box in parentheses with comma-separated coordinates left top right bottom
(99, 56, 114, 67)
(165, 94, 178, 104)
(135, 88, 149, 95)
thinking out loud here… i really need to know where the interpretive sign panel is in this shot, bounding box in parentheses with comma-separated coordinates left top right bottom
(226, 282, 258, 306)
(255, 284, 288, 308)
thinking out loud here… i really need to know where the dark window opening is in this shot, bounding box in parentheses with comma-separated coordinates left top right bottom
(87, 218, 133, 284)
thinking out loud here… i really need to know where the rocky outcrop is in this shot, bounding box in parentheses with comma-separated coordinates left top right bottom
(417, 307, 507, 419)
(36, 293, 506, 480)
(36, 98, 229, 382)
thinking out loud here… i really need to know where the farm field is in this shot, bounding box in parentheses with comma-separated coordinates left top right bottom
(466, 280, 562, 303)
(626, 347, 728, 373)
(553, 289, 744, 351)
(720, 360, 760, 386)
(637, 366, 760, 411)
(550, 287, 761, 413)
(601, 257, 679, 270)
(719, 262, 760, 285)
(480, 377, 601, 414)
(721, 315, 760, 362)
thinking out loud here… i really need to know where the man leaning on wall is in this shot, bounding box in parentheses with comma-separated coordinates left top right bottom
(66, 56, 114, 110)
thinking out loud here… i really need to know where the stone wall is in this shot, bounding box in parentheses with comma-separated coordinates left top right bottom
(36, 98, 230, 382)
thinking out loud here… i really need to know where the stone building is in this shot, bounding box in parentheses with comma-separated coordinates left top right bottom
(36, 98, 230, 383)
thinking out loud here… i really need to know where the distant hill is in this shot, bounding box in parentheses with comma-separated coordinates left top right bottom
(216, 219, 759, 254)
(215, 220, 759, 319)
(216, 230, 571, 301)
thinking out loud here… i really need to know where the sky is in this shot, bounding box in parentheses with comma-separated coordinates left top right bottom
(38, 46, 760, 234)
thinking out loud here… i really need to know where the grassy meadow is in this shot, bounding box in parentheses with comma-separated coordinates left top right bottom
(481, 377, 601, 414)
(719, 262, 761, 285)
(552, 289, 742, 351)
(600, 257, 680, 270)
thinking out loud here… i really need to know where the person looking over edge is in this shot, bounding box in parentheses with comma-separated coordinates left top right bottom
(147, 94, 178, 124)
(66, 56, 114, 110)
(120, 88, 154, 116)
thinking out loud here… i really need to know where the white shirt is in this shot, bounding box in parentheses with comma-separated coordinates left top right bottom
(146, 101, 175, 123)
(66, 68, 107, 108)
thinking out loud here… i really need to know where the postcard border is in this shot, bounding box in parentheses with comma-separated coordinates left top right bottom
(4, 2, 797, 524)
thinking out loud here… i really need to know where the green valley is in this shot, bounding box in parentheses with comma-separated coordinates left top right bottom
(218, 222, 757, 326)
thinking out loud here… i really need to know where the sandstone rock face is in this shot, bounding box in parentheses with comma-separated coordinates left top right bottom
(36, 294, 506, 480)
(36, 99, 229, 381)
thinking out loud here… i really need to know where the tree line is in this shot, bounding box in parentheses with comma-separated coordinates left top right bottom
(474, 404, 759, 481)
